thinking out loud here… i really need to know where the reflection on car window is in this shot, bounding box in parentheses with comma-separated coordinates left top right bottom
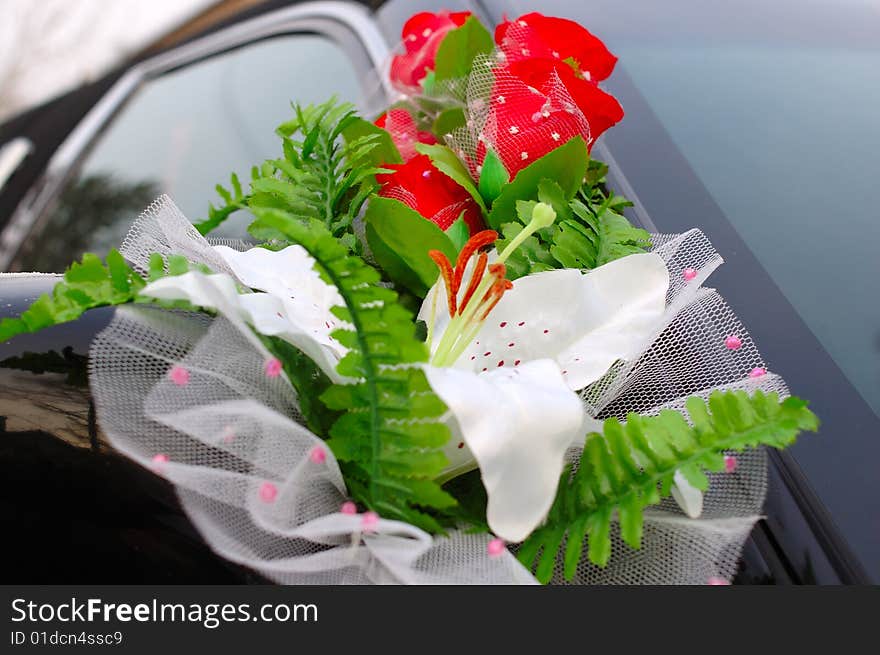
(15, 35, 365, 272)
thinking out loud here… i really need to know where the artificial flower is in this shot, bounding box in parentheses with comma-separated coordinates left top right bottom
(424, 359, 590, 542)
(374, 108, 436, 161)
(414, 223, 670, 540)
(471, 59, 622, 177)
(421, 250, 670, 391)
(390, 10, 471, 92)
(141, 245, 348, 381)
(376, 154, 485, 233)
(507, 57, 624, 146)
(495, 12, 618, 82)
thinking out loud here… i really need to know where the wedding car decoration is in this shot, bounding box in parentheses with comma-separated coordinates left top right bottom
(0, 10, 818, 584)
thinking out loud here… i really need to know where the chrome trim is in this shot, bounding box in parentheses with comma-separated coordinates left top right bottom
(0, 1, 392, 271)
(0, 138, 33, 194)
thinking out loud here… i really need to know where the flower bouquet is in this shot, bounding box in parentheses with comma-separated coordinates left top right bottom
(0, 10, 818, 584)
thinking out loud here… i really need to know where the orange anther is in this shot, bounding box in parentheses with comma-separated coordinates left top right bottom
(428, 249, 457, 316)
(458, 252, 488, 315)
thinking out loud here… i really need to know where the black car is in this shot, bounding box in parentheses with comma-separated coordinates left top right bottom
(1, 0, 877, 584)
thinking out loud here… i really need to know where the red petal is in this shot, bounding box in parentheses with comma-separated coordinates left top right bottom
(495, 12, 617, 82)
(392, 11, 474, 92)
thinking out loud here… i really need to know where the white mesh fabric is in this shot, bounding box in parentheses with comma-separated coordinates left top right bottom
(89, 197, 780, 584)
(442, 51, 592, 179)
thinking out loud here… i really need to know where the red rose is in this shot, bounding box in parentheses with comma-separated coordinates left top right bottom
(495, 12, 617, 82)
(374, 108, 437, 161)
(508, 58, 624, 147)
(473, 60, 623, 178)
(376, 154, 484, 234)
(390, 10, 471, 92)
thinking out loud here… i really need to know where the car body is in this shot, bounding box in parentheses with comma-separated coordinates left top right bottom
(1, 0, 877, 583)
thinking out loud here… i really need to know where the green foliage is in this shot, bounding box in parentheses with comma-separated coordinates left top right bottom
(364, 196, 458, 297)
(444, 215, 470, 252)
(260, 336, 340, 438)
(249, 209, 457, 533)
(497, 159, 651, 279)
(195, 99, 388, 253)
(487, 137, 589, 229)
(0, 250, 193, 343)
(518, 390, 820, 583)
(432, 107, 466, 136)
(416, 143, 488, 216)
(477, 149, 509, 205)
(432, 16, 494, 83)
(339, 116, 403, 166)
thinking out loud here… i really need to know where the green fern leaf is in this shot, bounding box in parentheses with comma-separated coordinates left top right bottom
(0, 250, 194, 342)
(248, 208, 457, 533)
(195, 99, 387, 254)
(518, 390, 819, 583)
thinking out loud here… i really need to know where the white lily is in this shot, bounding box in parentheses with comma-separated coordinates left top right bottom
(141, 245, 348, 381)
(424, 360, 594, 542)
(420, 252, 669, 390)
(416, 204, 702, 539)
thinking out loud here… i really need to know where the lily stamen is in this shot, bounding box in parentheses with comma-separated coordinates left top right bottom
(429, 203, 559, 367)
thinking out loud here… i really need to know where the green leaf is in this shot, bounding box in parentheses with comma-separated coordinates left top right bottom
(518, 390, 820, 583)
(433, 16, 494, 82)
(445, 214, 470, 252)
(478, 149, 510, 206)
(260, 336, 340, 437)
(197, 99, 381, 252)
(364, 196, 457, 293)
(416, 142, 488, 216)
(0, 250, 187, 343)
(365, 223, 429, 297)
(341, 116, 403, 166)
(487, 137, 589, 230)
(432, 108, 466, 137)
(248, 208, 457, 533)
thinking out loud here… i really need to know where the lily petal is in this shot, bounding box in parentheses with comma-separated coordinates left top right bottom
(213, 244, 324, 297)
(451, 253, 668, 389)
(142, 270, 346, 381)
(671, 471, 704, 519)
(424, 359, 587, 542)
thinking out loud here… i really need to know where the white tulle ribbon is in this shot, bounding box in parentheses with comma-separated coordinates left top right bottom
(88, 195, 781, 585)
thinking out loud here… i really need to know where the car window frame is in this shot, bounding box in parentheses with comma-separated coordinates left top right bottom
(0, 1, 393, 271)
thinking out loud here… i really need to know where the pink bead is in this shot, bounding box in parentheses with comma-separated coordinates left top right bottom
(707, 577, 731, 586)
(724, 455, 738, 473)
(309, 445, 327, 464)
(151, 453, 169, 465)
(361, 511, 379, 532)
(683, 267, 698, 281)
(340, 501, 357, 515)
(749, 367, 767, 378)
(168, 365, 190, 386)
(264, 358, 282, 378)
(259, 482, 278, 503)
(487, 538, 506, 557)
(725, 335, 743, 350)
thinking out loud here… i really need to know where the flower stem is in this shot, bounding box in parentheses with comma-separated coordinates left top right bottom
(430, 203, 557, 367)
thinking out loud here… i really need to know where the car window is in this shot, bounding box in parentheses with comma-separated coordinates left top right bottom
(532, 0, 880, 424)
(12, 34, 367, 272)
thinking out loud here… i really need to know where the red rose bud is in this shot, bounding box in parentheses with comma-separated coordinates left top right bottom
(495, 12, 618, 82)
(376, 154, 485, 234)
(472, 60, 622, 178)
(390, 10, 472, 92)
(374, 108, 437, 161)
(508, 58, 624, 146)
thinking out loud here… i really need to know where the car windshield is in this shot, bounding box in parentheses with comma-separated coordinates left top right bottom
(13, 33, 367, 272)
